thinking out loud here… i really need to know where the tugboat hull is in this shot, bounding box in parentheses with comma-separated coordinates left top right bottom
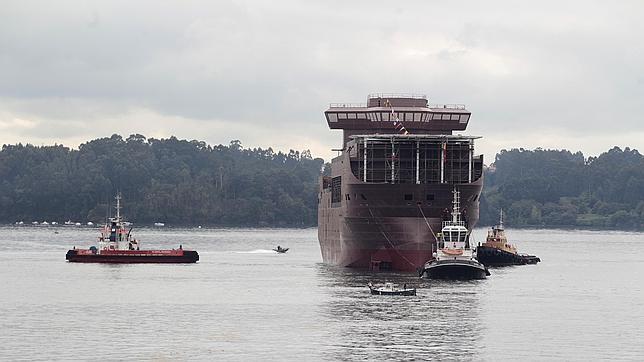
(476, 246, 540, 267)
(65, 249, 199, 263)
(421, 259, 489, 280)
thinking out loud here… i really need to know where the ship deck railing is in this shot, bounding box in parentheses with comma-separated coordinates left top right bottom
(329, 103, 367, 108)
(328, 102, 466, 110)
(368, 93, 428, 99)
(429, 104, 466, 110)
(442, 221, 467, 228)
(349, 134, 482, 141)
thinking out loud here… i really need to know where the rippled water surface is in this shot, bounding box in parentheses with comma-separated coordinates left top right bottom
(1, 226, 643, 361)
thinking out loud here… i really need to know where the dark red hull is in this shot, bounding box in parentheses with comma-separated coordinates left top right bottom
(338, 247, 433, 272)
(318, 182, 482, 272)
(65, 249, 199, 263)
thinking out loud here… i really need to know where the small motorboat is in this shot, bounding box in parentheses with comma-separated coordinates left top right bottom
(273, 246, 289, 253)
(368, 282, 416, 296)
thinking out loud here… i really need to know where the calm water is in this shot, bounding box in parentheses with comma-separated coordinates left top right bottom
(1, 226, 643, 361)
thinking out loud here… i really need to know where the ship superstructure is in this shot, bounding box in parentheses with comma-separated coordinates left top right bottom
(318, 94, 484, 271)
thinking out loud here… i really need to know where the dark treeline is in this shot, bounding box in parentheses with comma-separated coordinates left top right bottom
(0, 134, 324, 227)
(3, 135, 644, 230)
(480, 147, 644, 230)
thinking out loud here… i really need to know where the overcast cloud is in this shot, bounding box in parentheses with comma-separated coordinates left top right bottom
(1, 0, 643, 162)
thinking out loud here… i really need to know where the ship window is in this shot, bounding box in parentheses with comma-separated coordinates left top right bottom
(451, 114, 460, 121)
(356, 113, 366, 119)
(331, 177, 341, 203)
(414, 113, 421, 122)
(444, 232, 451, 242)
(345, 194, 350, 200)
(442, 114, 451, 120)
(426, 194, 435, 201)
(327, 113, 338, 122)
(338, 113, 347, 120)
(348, 113, 356, 119)
(381, 112, 389, 122)
(459, 114, 470, 123)
(404, 194, 413, 201)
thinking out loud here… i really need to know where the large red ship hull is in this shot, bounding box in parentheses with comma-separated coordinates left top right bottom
(318, 183, 482, 272)
(65, 249, 199, 263)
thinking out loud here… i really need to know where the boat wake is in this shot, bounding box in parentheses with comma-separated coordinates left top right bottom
(235, 249, 276, 254)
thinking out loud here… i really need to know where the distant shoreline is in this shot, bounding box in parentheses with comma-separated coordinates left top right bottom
(5, 223, 642, 233)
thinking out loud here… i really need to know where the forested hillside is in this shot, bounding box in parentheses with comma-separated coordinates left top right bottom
(2, 135, 643, 230)
(0, 134, 324, 227)
(480, 147, 644, 230)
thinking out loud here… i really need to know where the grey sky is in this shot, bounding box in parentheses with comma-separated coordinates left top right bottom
(1, 0, 643, 163)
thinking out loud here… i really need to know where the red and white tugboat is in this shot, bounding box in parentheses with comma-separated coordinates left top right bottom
(65, 193, 199, 263)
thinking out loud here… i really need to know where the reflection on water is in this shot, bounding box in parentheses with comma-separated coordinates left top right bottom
(317, 264, 484, 360)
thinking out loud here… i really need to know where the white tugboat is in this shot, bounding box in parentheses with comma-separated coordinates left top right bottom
(420, 189, 489, 279)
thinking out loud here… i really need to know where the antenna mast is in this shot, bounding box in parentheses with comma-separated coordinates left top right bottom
(115, 192, 122, 222)
(451, 188, 460, 223)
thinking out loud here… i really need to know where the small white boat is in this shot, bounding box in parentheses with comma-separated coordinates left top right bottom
(32, 221, 39, 225)
(368, 282, 416, 296)
(74, 222, 82, 226)
(154, 222, 165, 227)
(41, 221, 49, 226)
(87, 222, 94, 226)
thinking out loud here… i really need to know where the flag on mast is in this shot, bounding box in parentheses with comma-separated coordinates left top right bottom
(387, 99, 410, 135)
